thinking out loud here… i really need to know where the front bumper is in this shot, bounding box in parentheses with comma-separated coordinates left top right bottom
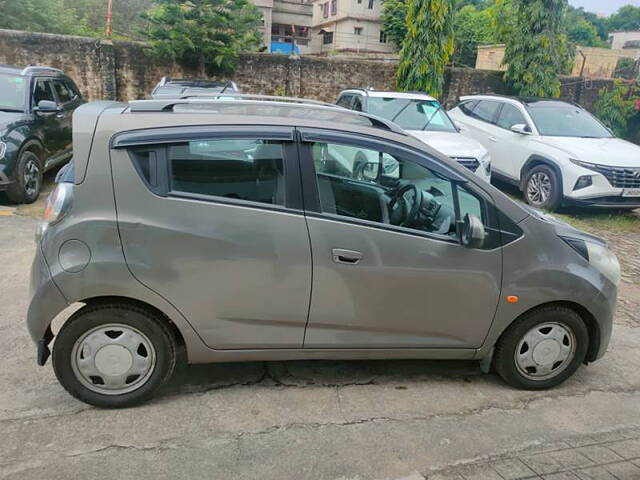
(0, 168, 13, 192)
(27, 244, 68, 365)
(564, 196, 640, 209)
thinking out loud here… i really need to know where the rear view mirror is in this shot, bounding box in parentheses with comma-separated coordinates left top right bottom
(461, 214, 486, 249)
(510, 123, 532, 135)
(34, 100, 61, 114)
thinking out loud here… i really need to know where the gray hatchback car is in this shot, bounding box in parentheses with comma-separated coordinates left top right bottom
(28, 97, 620, 407)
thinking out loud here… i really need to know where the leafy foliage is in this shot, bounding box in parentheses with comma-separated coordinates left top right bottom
(453, 5, 495, 67)
(397, 0, 455, 97)
(142, 0, 262, 75)
(565, 5, 608, 46)
(0, 0, 152, 39)
(593, 80, 640, 143)
(607, 5, 640, 33)
(381, 0, 408, 48)
(502, 0, 573, 98)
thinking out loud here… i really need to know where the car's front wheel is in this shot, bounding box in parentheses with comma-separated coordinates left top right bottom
(494, 306, 589, 390)
(52, 303, 177, 408)
(524, 164, 562, 211)
(6, 150, 43, 204)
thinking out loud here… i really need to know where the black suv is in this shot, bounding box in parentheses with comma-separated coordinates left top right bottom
(0, 65, 85, 203)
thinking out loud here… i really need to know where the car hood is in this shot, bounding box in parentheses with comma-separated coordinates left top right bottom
(0, 111, 30, 135)
(537, 136, 640, 167)
(407, 130, 487, 159)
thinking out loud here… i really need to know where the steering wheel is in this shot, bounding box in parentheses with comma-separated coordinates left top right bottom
(388, 184, 423, 227)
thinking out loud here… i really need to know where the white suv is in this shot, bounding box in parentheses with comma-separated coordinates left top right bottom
(449, 95, 640, 211)
(337, 89, 491, 182)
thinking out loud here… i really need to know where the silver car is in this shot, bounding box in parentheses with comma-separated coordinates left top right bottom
(28, 97, 620, 407)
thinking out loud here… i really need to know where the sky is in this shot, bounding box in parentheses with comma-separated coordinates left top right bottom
(569, 0, 640, 16)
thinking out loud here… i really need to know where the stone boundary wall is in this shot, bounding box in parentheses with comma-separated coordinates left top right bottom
(0, 28, 615, 112)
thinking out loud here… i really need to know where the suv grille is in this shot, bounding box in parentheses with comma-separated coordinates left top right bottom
(452, 157, 479, 173)
(592, 165, 640, 188)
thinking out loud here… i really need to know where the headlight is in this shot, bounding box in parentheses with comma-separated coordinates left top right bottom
(570, 159, 600, 172)
(561, 236, 621, 286)
(0, 141, 6, 160)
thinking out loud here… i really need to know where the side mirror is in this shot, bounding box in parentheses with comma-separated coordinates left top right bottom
(461, 214, 486, 249)
(510, 123, 532, 135)
(33, 100, 61, 114)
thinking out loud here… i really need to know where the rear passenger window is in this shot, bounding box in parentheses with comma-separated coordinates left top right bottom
(469, 100, 501, 124)
(168, 138, 286, 206)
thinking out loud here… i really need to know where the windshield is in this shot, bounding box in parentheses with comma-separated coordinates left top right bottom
(367, 97, 457, 133)
(526, 102, 613, 138)
(0, 73, 27, 112)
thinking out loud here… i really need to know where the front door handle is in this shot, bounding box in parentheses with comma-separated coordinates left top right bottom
(332, 248, 362, 265)
(488, 136, 497, 142)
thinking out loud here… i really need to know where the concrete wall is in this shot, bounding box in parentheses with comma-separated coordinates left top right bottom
(476, 43, 640, 79)
(609, 31, 640, 50)
(0, 29, 615, 113)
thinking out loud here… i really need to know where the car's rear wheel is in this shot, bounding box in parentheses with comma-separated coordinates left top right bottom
(524, 164, 562, 211)
(6, 150, 43, 204)
(52, 303, 177, 408)
(494, 306, 589, 390)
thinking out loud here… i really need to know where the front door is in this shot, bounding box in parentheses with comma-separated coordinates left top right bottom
(111, 126, 312, 349)
(299, 129, 502, 349)
(31, 78, 62, 160)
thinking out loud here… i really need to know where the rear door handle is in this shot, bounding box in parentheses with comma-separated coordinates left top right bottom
(332, 248, 362, 265)
(488, 136, 497, 142)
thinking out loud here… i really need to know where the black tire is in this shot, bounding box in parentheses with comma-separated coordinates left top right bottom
(523, 164, 562, 211)
(52, 303, 177, 408)
(5, 149, 43, 204)
(494, 306, 589, 390)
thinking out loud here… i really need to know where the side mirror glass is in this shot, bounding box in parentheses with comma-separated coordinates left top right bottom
(510, 123, 532, 135)
(34, 100, 61, 113)
(461, 213, 486, 249)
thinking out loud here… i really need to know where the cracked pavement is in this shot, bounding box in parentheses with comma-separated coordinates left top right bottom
(1, 209, 639, 479)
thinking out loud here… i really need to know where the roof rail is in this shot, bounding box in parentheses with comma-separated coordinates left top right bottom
(177, 92, 339, 107)
(21, 65, 63, 75)
(127, 98, 406, 135)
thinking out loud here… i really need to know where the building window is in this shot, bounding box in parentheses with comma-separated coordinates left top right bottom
(323, 2, 329, 18)
(379, 30, 387, 43)
(354, 26, 363, 36)
(331, 0, 337, 15)
(367, 0, 373, 9)
(323, 31, 333, 44)
(357, 0, 362, 4)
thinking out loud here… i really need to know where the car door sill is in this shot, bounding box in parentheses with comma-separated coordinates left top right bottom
(188, 347, 477, 364)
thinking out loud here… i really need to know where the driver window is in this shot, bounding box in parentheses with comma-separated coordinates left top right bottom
(311, 142, 457, 236)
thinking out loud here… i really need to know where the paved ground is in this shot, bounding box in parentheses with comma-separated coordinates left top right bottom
(1, 184, 639, 479)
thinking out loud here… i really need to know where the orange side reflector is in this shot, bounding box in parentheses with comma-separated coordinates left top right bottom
(506, 295, 519, 303)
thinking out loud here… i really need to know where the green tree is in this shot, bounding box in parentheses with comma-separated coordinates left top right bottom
(382, 0, 408, 48)
(502, 0, 573, 97)
(397, 0, 455, 97)
(453, 5, 495, 67)
(142, 0, 262, 75)
(607, 5, 640, 33)
(593, 81, 640, 141)
(0, 0, 79, 35)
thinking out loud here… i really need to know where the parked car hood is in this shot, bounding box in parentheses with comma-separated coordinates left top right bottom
(0, 111, 30, 134)
(536, 136, 640, 167)
(407, 130, 488, 160)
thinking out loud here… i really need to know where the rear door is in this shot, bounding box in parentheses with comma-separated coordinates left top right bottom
(110, 126, 312, 349)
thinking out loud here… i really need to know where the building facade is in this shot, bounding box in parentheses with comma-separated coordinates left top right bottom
(609, 31, 640, 50)
(252, 0, 314, 54)
(308, 0, 394, 54)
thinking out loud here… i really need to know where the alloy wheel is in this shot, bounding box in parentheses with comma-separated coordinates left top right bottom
(23, 158, 40, 198)
(526, 172, 552, 206)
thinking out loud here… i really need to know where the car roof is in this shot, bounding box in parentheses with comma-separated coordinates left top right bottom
(339, 89, 437, 102)
(0, 65, 64, 77)
(458, 94, 577, 108)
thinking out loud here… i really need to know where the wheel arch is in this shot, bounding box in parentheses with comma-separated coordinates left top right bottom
(493, 300, 600, 364)
(78, 296, 187, 350)
(519, 155, 563, 192)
